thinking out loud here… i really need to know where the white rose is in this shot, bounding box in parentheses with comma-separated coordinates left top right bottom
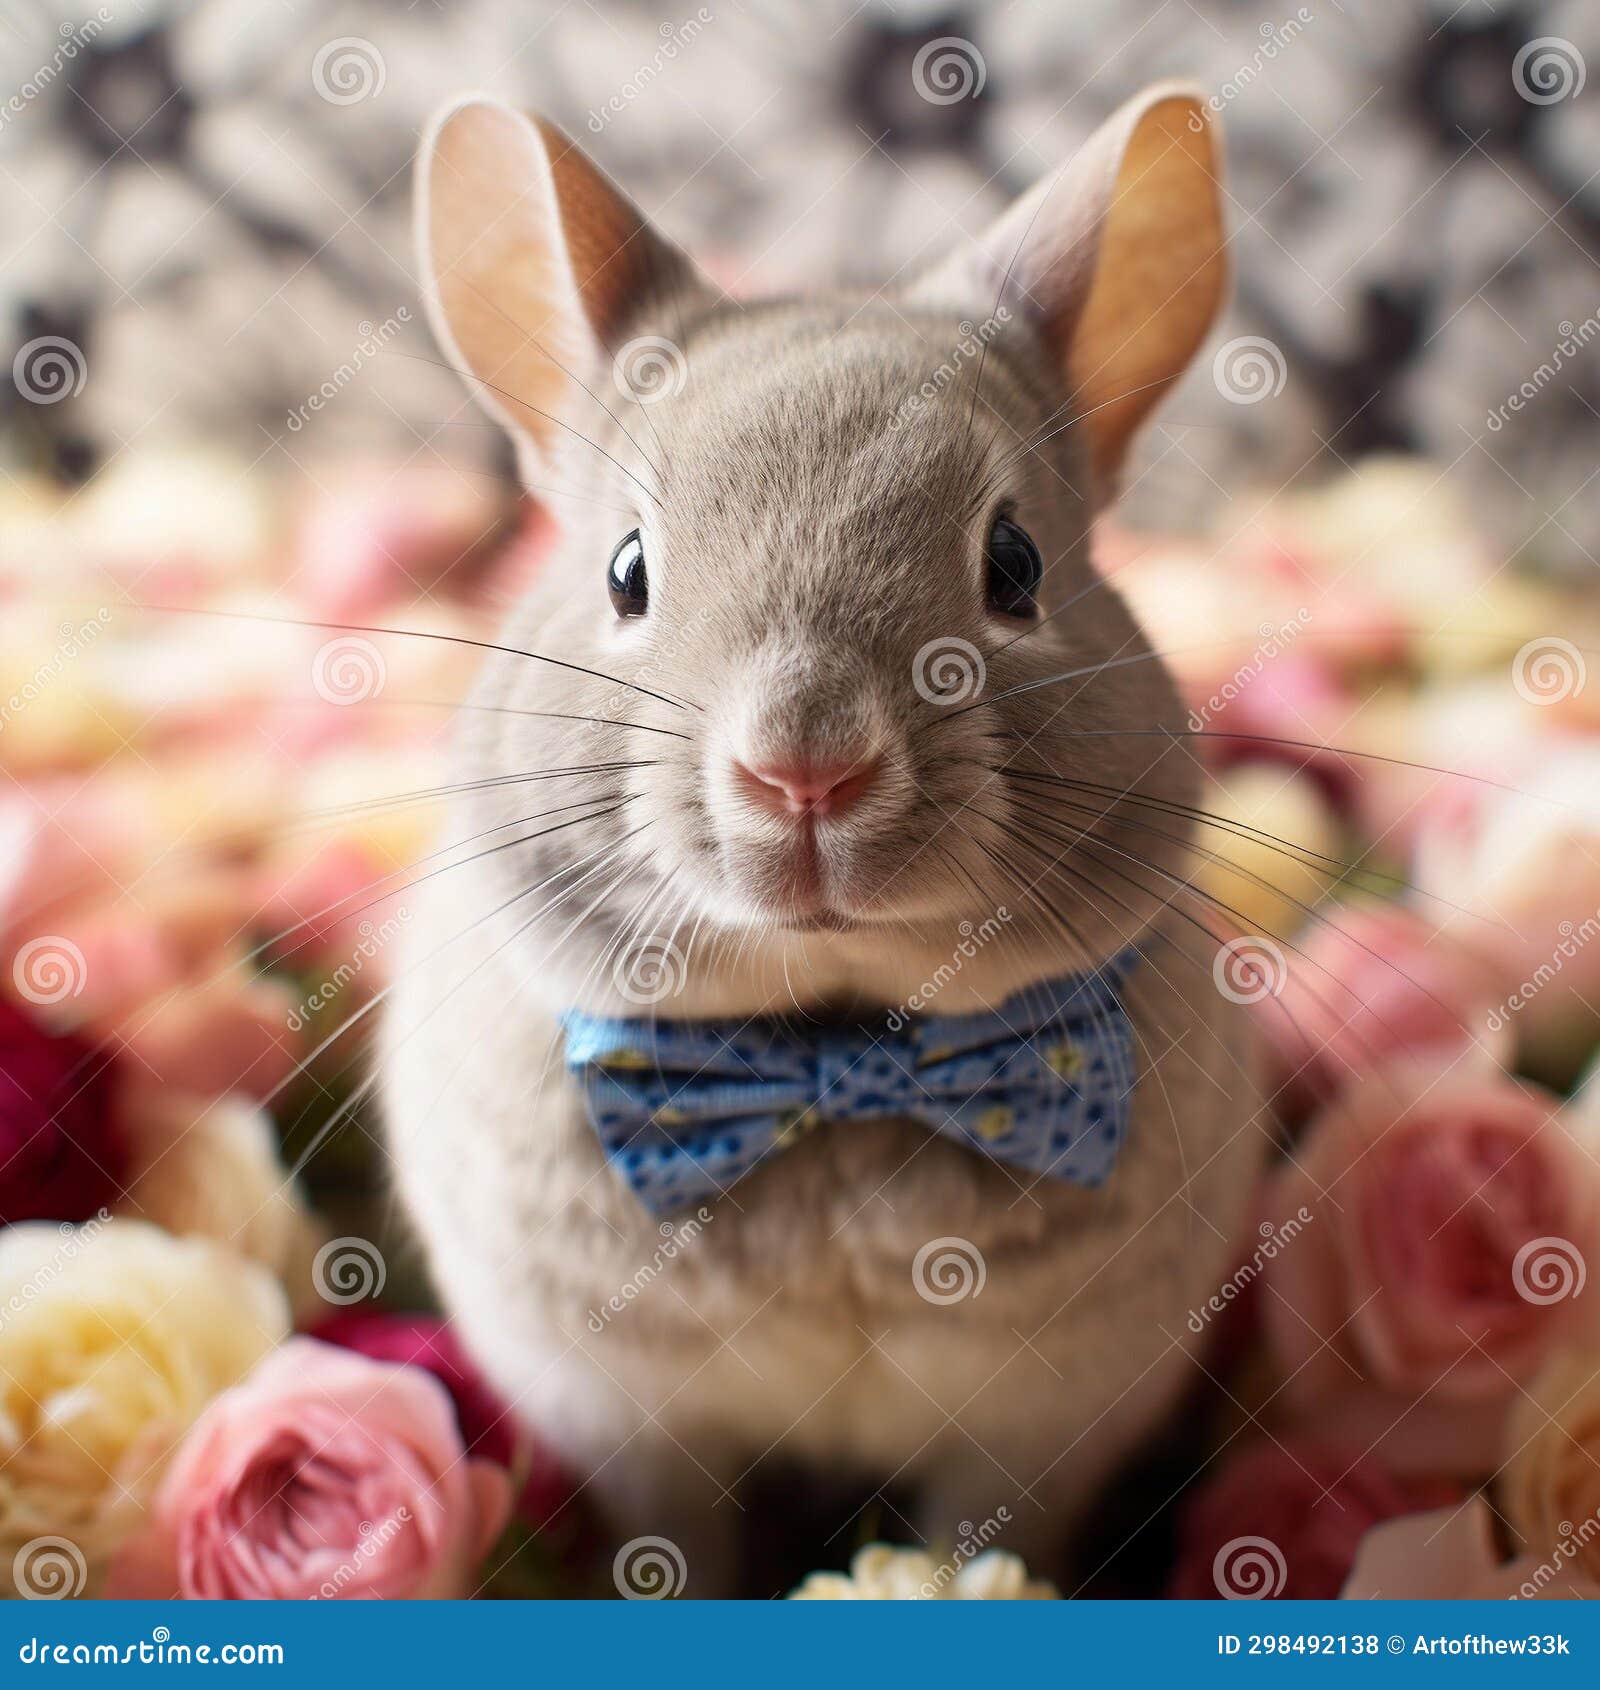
(790, 1543, 1056, 1600)
(0, 1219, 288, 1594)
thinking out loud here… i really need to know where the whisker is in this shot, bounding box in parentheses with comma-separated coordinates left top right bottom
(134, 604, 700, 713)
(988, 762, 1501, 933)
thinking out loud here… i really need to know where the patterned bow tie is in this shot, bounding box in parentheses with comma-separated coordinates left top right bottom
(561, 951, 1140, 1215)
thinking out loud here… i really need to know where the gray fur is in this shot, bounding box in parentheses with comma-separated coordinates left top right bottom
(385, 100, 1267, 1595)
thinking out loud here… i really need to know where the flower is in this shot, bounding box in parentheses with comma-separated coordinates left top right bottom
(105, 1338, 512, 1600)
(1414, 744, 1600, 1074)
(1254, 900, 1511, 1117)
(0, 1219, 288, 1593)
(1189, 766, 1343, 941)
(1501, 1348, 1600, 1585)
(117, 1091, 323, 1317)
(312, 1310, 571, 1524)
(0, 996, 127, 1225)
(1343, 1498, 1600, 1600)
(1168, 1441, 1456, 1600)
(1263, 1064, 1597, 1411)
(789, 1544, 1057, 1600)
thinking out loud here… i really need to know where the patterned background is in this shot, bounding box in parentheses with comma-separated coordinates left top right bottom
(2, 0, 1599, 563)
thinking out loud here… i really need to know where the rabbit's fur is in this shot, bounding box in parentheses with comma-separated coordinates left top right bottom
(384, 86, 1268, 1594)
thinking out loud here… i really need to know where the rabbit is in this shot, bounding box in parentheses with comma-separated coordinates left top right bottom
(382, 82, 1268, 1597)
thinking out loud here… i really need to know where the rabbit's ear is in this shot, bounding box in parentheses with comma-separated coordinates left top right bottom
(913, 83, 1227, 501)
(417, 96, 709, 478)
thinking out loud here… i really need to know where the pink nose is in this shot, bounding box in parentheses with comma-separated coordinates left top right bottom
(734, 756, 880, 819)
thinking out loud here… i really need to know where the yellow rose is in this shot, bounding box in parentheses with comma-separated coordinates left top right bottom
(790, 1543, 1057, 1600)
(119, 1094, 324, 1320)
(1502, 1347, 1600, 1582)
(0, 1219, 288, 1596)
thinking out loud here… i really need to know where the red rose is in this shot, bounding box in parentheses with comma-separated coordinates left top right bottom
(1168, 1441, 1455, 1600)
(0, 996, 126, 1224)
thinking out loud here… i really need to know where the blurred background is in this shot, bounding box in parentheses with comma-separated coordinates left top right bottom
(5, 0, 1600, 1602)
(3, 0, 1599, 555)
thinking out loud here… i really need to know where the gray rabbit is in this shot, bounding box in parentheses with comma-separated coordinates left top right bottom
(384, 83, 1267, 1595)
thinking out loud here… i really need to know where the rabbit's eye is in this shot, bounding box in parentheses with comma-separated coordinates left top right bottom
(607, 530, 649, 618)
(984, 515, 1042, 618)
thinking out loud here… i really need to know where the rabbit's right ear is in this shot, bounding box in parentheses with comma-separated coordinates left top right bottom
(416, 96, 709, 478)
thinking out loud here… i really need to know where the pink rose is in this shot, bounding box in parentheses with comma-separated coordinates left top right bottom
(1253, 901, 1511, 1118)
(1168, 1441, 1456, 1600)
(312, 1311, 572, 1526)
(1263, 1064, 1598, 1422)
(106, 1339, 511, 1600)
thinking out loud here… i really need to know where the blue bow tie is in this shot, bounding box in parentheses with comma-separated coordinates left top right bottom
(562, 951, 1140, 1215)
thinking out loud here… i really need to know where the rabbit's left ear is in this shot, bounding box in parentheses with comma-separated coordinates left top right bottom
(912, 83, 1227, 501)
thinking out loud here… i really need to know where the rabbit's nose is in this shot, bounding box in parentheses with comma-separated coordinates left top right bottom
(732, 755, 880, 819)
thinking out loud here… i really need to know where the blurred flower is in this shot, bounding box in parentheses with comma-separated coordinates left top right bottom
(1168, 1441, 1456, 1600)
(1415, 744, 1600, 1068)
(1190, 765, 1343, 940)
(0, 996, 126, 1226)
(1344, 1498, 1600, 1600)
(0, 1219, 288, 1593)
(1263, 1063, 1596, 1409)
(1502, 1348, 1600, 1587)
(312, 1310, 572, 1524)
(106, 1338, 511, 1600)
(1254, 900, 1511, 1117)
(790, 1543, 1057, 1600)
(289, 461, 510, 619)
(118, 1091, 322, 1317)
